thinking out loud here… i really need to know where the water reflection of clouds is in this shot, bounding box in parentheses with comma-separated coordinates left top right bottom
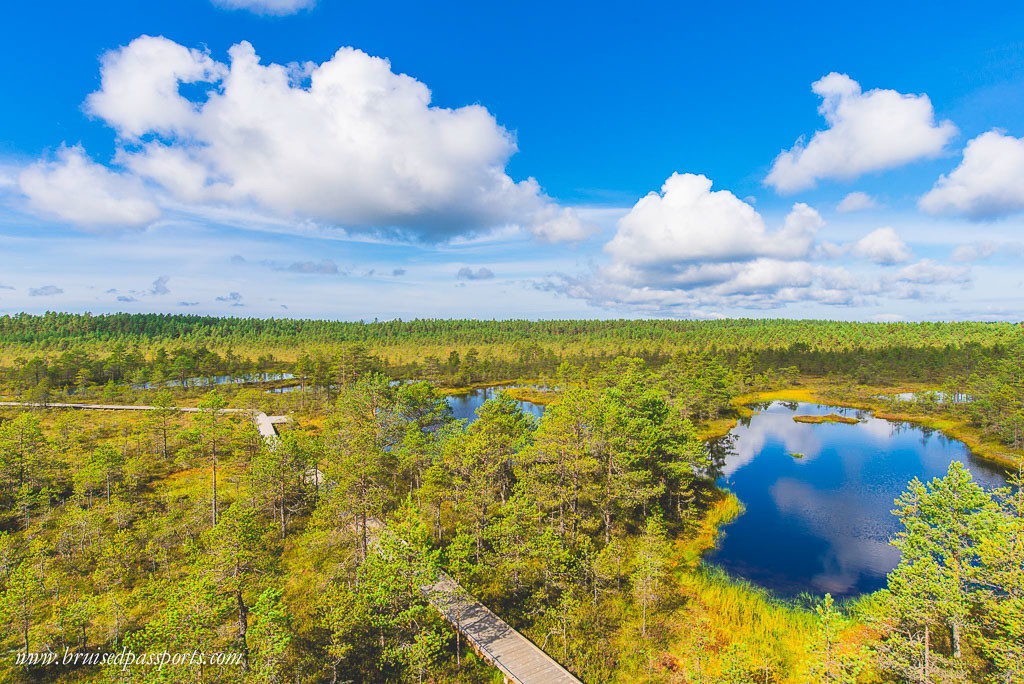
(770, 477, 899, 594)
(710, 400, 1009, 597)
(719, 406, 822, 478)
(858, 415, 897, 442)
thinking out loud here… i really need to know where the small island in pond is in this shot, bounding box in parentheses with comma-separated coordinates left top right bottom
(793, 413, 859, 425)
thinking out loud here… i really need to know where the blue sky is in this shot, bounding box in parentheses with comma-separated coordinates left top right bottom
(2, 0, 1024, 321)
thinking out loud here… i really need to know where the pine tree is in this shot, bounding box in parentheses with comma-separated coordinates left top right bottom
(632, 514, 669, 638)
(976, 467, 1024, 681)
(205, 502, 275, 672)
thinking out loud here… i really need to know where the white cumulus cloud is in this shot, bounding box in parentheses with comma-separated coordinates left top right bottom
(894, 259, 970, 284)
(849, 227, 912, 265)
(86, 38, 225, 140)
(541, 172, 968, 315)
(766, 73, 957, 193)
(836, 191, 877, 213)
(18, 145, 161, 228)
(73, 35, 590, 242)
(919, 130, 1024, 218)
(541, 173, 868, 313)
(605, 173, 819, 267)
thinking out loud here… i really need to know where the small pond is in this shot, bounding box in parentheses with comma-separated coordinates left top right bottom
(137, 372, 293, 389)
(705, 401, 1010, 597)
(445, 385, 546, 425)
(263, 383, 546, 424)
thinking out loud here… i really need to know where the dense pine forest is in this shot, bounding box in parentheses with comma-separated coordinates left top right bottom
(0, 315, 1022, 682)
(3, 313, 1023, 390)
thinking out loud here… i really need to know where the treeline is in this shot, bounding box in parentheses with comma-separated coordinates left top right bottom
(4, 314, 1024, 457)
(2, 313, 1020, 353)
(858, 340, 1024, 452)
(4, 328, 1022, 399)
(961, 343, 1024, 449)
(3, 343, 281, 393)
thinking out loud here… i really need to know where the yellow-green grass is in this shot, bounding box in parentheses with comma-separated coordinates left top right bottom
(502, 386, 558, 405)
(793, 413, 859, 425)
(637, 490, 842, 682)
(435, 378, 550, 396)
(695, 405, 755, 441)
(676, 489, 744, 566)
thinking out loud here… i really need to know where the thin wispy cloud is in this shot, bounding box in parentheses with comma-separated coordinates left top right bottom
(215, 291, 245, 307)
(457, 267, 495, 280)
(29, 285, 63, 296)
(150, 275, 170, 295)
(212, 0, 316, 16)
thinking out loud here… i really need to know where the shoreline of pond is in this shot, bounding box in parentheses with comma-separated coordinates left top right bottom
(699, 399, 1012, 598)
(700, 384, 1022, 471)
(696, 393, 1017, 592)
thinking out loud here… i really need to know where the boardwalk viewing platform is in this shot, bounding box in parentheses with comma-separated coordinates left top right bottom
(424, 574, 582, 684)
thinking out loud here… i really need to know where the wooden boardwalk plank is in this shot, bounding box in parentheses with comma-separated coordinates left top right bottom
(424, 574, 582, 684)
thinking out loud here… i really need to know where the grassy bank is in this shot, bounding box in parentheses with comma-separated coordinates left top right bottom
(793, 413, 859, 425)
(502, 386, 558, 405)
(642, 489, 846, 682)
(435, 379, 551, 396)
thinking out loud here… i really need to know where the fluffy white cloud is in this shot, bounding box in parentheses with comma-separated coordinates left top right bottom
(86, 38, 224, 139)
(919, 131, 1024, 218)
(212, 0, 316, 15)
(606, 173, 819, 267)
(836, 191, 877, 213)
(766, 73, 957, 193)
(75, 35, 589, 241)
(530, 206, 599, 242)
(18, 145, 161, 228)
(542, 172, 969, 315)
(894, 259, 969, 284)
(541, 172, 870, 313)
(819, 227, 912, 265)
(849, 227, 912, 265)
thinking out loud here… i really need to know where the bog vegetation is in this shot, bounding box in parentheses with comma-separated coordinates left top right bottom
(0, 314, 1022, 682)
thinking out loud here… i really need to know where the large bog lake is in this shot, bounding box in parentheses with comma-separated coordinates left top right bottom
(705, 401, 1011, 597)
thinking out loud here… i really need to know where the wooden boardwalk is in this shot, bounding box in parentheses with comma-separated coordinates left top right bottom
(424, 574, 582, 684)
(0, 401, 287, 441)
